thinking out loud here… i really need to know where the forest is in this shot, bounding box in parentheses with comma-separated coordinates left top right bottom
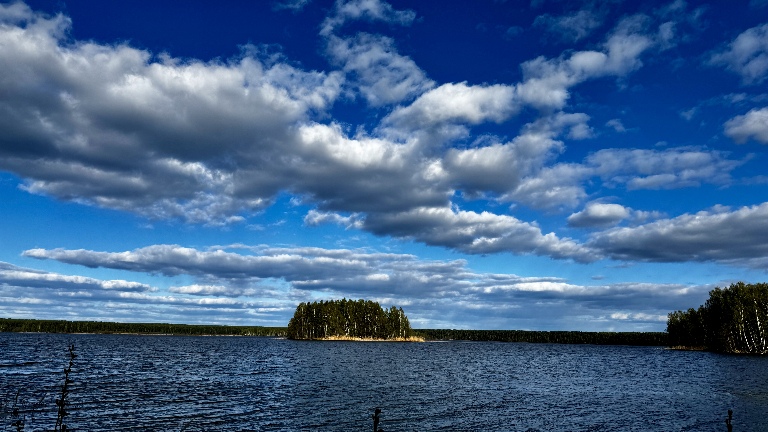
(287, 299, 412, 340)
(667, 282, 768, 354)
(0, 316, 667, 346)
(0, 318, 286, 337)
(413, 329, 668, 345)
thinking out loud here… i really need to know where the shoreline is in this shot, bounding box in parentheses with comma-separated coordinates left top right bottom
(665, 345, 707, 351)
(311, 335, 425, 342)
(3, 319, 670, 346)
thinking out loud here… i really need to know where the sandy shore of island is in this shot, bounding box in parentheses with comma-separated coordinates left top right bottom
(316, 335, 425, 342)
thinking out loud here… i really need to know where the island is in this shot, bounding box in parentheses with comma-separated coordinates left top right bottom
(667, 282, 768, 354)
(286, 298, 421, 341)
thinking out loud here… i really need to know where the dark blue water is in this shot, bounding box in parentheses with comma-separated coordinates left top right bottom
(1, 333, 766, 431)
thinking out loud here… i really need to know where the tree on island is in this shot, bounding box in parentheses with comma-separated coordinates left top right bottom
(287, 299, 412, 340)
(667, 282, 768, 354)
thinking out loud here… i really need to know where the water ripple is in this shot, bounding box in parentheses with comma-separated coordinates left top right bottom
(2, 334, 767, 431)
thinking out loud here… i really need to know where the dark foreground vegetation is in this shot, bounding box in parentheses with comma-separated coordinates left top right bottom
(2, 344, 76, 431)
(413, 329, 668, 345)
(667, 282, 768, 354)
(287, 299, 412, 340)
(0, 318, 286, 337)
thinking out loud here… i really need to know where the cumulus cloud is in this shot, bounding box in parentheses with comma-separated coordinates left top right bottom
(444, 142, 529, 195)
(361, 207, 597, 262)
(515, 30, 652, 111)
(387, 117, 741, 216)
(384, 82, 520, 129)
(386, 17, 656, 128)
(568, 203, 630, 228)
(291, 122, 451, 213)
(326, 33, 434, 106)
(724, 107, 768, 144)
(393, 111, 591, 208)
(586, 147, 742, 190)
(0, 2, 744, 265)
(0, 3, 343, 224)
(492, 145, 742, 212)
(588, 203, 768, 265)
(506, 163, 589, 210)
(710, 24, 768, 84)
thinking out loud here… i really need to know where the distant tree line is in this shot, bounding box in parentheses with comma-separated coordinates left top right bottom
(287, 299, 412, 340)
(0, 318, 286, 337)
(413, 329, 668, 346)
(667, 282, 768, 354)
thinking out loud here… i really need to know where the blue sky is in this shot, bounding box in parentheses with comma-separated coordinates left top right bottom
(1, 0, 768, 331)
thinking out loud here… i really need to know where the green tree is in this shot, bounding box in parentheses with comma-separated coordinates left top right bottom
(286, 299, 413, 340)
(667, 282, 768, 354)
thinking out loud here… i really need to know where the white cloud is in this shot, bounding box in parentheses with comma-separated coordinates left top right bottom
(361, 207, 598, 262)
(492, 144, 743, 211)
(0, 2, 747, 266)
(680, 107, 697, 121)
(385, 18, 655, 130)
(291, 122, 451, 213)
(606, 118, 626, 132)
(389, 111, 593, 207)
(710, 24, 768, 84)
(444, 143, 529, 195)
(516, 26, 653, 111)
(0, 4, 343, 224)
(567, 121, 595, 139)
(586, 147, 742, 190)
(326, 33, 434, 106)
(0, 262, 155, 293)
(656, 21, 675, 49)
(304, 209, 364, 229)
(0, 2, 648, 227)
(440, 115, 578, 198)
(588, 203, 768, 265)
(506, 163, 589, 210)
(384, 82, 520, 129)
(273, 0, 311, 12)
(10, 247, 714, 330)
(602, 32, 652, 76)
(534, 9, 604, 42)
(724, 107, 768, 144)
(23, 245, 376, 283)
(169, 284, 256, 297)
(320, 0, 416, 36)
(568, 203, 631, 228)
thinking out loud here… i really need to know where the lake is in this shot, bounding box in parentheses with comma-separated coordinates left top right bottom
(1, 333, 766, 431)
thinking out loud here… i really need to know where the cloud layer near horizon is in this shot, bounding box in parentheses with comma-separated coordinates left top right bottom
(3, 244, 710, 329)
